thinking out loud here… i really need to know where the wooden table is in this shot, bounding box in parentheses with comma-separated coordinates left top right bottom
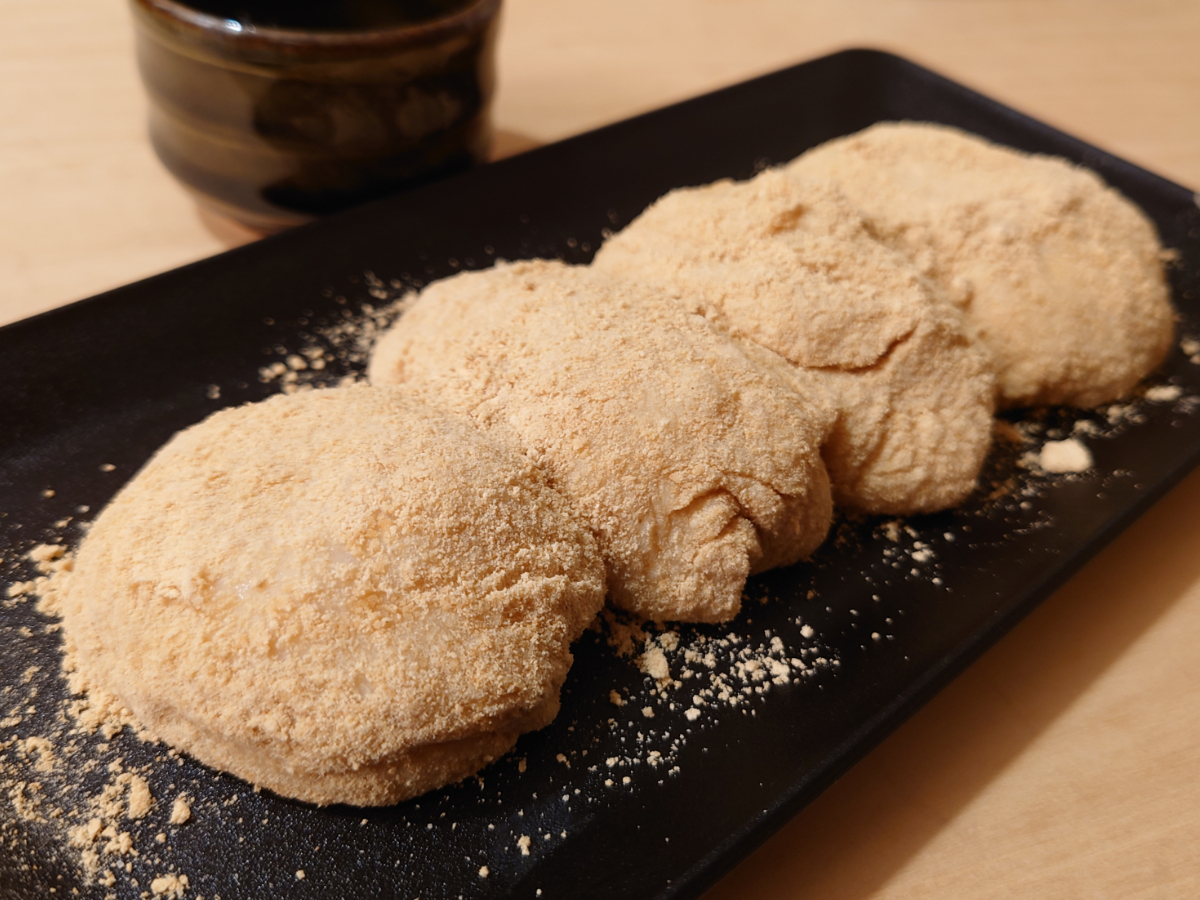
(3, 1, 1200, 896)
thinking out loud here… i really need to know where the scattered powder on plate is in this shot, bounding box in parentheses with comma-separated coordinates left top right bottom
(0, 137, 1192, 890)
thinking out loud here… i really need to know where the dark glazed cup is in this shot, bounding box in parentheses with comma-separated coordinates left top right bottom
(130, 0, 501, 231)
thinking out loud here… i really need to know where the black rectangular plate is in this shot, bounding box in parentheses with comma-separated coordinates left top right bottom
(3, 48, 1200, 900)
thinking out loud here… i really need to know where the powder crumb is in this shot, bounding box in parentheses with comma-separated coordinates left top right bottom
(608, 690, 625, 707)
(28, 543, 64, 565)
(478, 866, 489, 878)
(684, 708, 700, 721)
(126, 775, 153, 820)
(1039, 438, 1093, 474)
(206, 385, 221, 400)
(641, 706, 654, 719)
(69, 818, 104, 849)
(295, 870, 305, 881)
(149, 873, 188, 898)
(7, 579, 35, 598)
(21, 736, 57, 774)
(800, 625, 814, 639)
(42, 489, 56, 498)
(517, 835, 531, 856)
(1105, 403, 1138, 426)
(9, 781, 45, 822)
(640, 646, 670, 683)
(102, 827, 134, 856)
(168, 795, 191, 825)
(1145, 384, 1183, 403)
(100, 463, 116, 473)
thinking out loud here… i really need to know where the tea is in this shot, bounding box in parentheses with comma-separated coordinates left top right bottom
(184, 0, 474, 31)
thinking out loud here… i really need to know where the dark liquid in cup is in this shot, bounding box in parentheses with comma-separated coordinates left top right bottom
(184, 0, 475, 30)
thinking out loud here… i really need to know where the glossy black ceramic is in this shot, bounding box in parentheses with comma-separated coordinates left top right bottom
(2, 49, 1199, 900)
(131, 0, 500, 230)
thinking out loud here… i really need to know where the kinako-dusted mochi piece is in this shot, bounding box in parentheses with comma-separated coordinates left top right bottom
(788, 121, 1175, 409)
(592, 169, 996, 515)
(55, 387, 605, 807)
(368, 259, 835, 624)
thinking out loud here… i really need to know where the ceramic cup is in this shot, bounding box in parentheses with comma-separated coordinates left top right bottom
(130, 0, 501, 231)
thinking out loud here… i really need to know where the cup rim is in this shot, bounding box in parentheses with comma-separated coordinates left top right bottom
(132, 0, 500, 49)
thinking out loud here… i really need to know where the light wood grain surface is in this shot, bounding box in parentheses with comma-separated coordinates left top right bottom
(3, 1, 1200, 897)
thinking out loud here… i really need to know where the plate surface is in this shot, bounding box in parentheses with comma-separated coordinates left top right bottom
(3, 48, 1200, 900)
